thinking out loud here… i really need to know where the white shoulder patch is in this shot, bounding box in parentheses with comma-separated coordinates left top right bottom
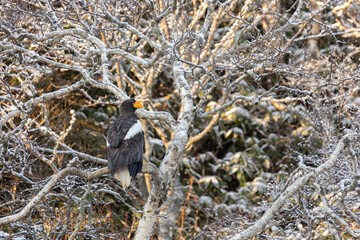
(124, 120, 143, 140)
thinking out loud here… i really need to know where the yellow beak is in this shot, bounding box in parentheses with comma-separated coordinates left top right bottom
(133, 101, 143, 108)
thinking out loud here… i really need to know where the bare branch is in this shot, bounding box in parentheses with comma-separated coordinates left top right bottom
(230, 132, 353, 240)
(1, 80, 85, 125)
(0, 167, 109, 225)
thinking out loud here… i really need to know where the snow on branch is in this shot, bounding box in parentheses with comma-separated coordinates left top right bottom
(230, 131, 354, 240)
(0, 167, 109, 225)
(134, 53, 194, 240)
(1, 80, 85, 125)
(1, 0, 359, 238)
(0, 43, 177, 128)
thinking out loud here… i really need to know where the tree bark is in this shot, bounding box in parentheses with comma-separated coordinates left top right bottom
(230, 132, 352, 240)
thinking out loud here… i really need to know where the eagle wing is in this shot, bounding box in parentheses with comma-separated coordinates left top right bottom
(107, 118, 144, 177)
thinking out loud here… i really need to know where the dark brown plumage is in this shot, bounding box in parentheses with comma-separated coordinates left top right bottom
(107, 99, 144, 188)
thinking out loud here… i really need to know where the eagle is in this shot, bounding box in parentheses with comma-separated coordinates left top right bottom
(107, 99, 145, 188)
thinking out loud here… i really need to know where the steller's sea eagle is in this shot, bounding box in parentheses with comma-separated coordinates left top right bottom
(107, 99, 144, 188)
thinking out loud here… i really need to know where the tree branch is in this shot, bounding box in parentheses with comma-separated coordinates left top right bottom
(1, 80, 85, 125)
(134, 55, 194, 240)
(0, 167, 109, 225)
(230, 131, 353, 240)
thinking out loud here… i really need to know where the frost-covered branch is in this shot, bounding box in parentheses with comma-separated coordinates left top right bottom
(1, 0, 359, 238)
(134, 52, 194, 240)
(315, 183, 360, 238)
(230, 132, 353, 240)
(1, 80, 85, 125)
(0, 44, 176, 129)
(0, 167, 109, 225)
(68, 182, 91, 240)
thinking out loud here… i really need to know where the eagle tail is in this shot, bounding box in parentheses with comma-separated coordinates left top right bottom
(114, 166, 131, 189)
